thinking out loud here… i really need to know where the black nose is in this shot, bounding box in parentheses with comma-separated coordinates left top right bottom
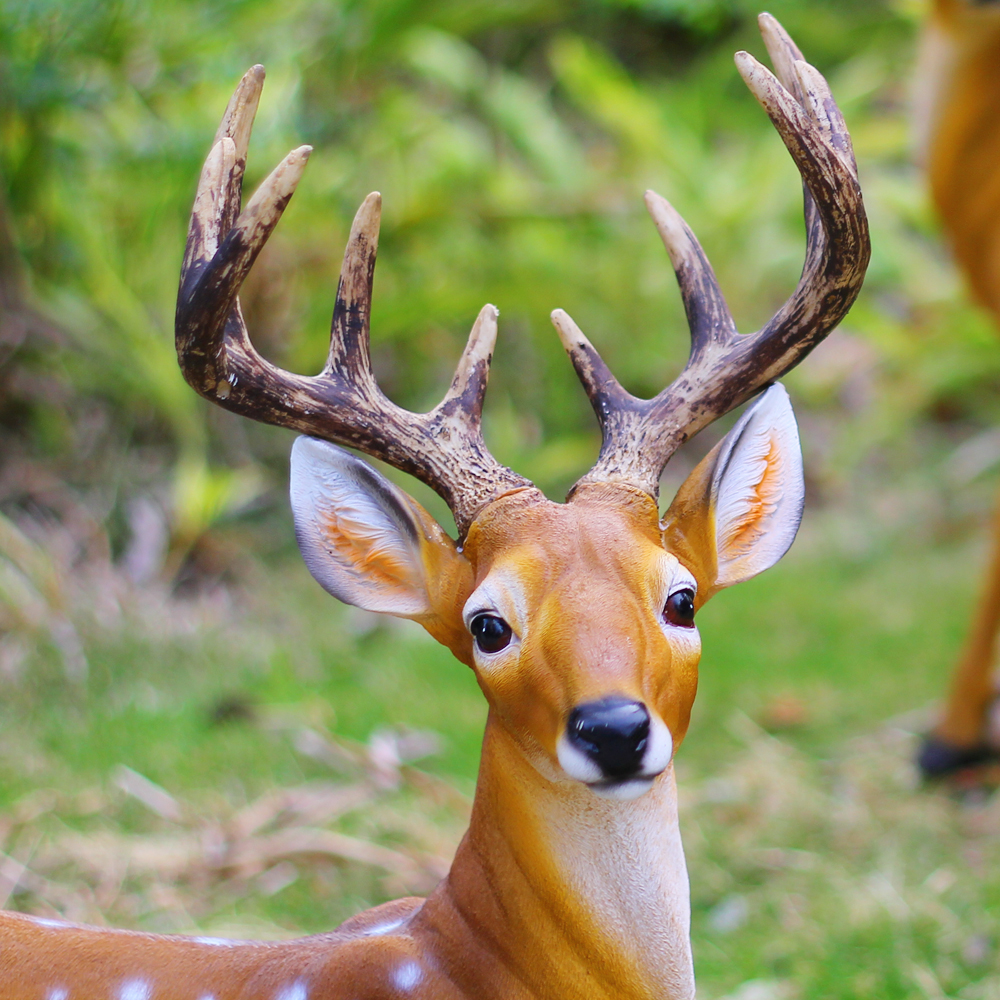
(567, 698, 650, 778)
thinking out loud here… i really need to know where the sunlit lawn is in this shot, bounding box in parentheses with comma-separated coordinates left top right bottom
(0, 495, 998, 999)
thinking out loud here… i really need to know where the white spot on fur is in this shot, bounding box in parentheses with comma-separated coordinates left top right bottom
(193, 936, 240, 946)
(392, 961, 423, 992)
(32, 917, 70, 929)
(119, 980, 152, 1000)
(274, 981, 308, 1000)
(46, 989, 68, 1000)
(363, 916, 406, 936)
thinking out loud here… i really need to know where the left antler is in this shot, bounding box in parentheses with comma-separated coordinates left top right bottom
(554, 13, 870, 499)
(175, 67, 531, 537)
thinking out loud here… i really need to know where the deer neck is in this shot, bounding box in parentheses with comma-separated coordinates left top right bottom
(419, 712, 695, 1000)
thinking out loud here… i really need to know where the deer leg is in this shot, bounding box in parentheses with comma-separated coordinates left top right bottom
(919, 485, 1000, 777)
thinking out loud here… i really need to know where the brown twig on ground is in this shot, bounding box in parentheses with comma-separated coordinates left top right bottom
(0, 723, 469, 934)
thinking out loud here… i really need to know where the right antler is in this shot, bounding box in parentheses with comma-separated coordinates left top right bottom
(554, 14, 871, 499)
(175, 67, 531, 537)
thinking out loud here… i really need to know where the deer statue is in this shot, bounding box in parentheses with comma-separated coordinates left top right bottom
(0, 14, 868, 999)
(913, 0, 1000, 778)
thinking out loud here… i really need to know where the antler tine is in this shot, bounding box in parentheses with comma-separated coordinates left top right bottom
(551, 308, 634, 430)
(758, 13, 856, 171)
(643, 190, 738, 353)
(177, 71, 532, 539)
(564, 16, 869, 499)
(213, 65, 265, 155)
(176, 141, 311, 386)
(326, 193, 381, 385)
(551, 193, 738, 472)
(736, 50, 866, 352)
(756, 13, 857, 254)
(758, 12, 806, 103)
(180, 66, 264, 284)
(213, 64, 265, 236)
(179, 136, 235, 291)
(438, 303, 499, 425)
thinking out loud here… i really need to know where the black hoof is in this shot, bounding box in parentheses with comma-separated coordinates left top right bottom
(917, 734, 994, 779)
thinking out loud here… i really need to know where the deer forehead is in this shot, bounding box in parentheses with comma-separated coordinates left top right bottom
(465, 484, 667, 571)
(463, 489, 691, 636)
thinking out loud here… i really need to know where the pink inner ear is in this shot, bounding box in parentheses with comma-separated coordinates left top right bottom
(718, 434, 784, 559)
(708, 385, 804, 590)
(319, 505, 424, 594)
(290, 436, 437, 617)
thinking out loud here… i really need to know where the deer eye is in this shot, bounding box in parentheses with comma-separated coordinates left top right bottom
(470, 614, 513, 654)
(663, 588, 695, 629)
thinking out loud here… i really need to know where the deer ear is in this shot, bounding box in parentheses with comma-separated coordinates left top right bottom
(663, 384, 804, 599)
(290, 437, 473, 633)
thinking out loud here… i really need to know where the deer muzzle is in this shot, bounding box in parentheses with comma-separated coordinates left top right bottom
(557, 696, 673, 800)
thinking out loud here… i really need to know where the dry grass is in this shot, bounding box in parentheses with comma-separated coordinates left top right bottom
(0, 722, 470, 938)
(683, 710, 1000, 999)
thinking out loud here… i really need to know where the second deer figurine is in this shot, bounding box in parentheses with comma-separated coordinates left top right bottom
(0, 13, 869, 1000)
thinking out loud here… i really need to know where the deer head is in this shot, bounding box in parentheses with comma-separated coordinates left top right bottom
(176, 15, 868, 803)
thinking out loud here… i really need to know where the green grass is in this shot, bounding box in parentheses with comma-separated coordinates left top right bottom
(2, 569, 486, 802)
(1, 508, 998, 996)
(686, 523, 975, 768)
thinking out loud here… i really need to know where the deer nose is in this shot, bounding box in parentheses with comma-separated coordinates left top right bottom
(567, 698, 651, 778)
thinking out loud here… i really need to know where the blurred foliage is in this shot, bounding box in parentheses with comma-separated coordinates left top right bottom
(2, 0, 994, 557)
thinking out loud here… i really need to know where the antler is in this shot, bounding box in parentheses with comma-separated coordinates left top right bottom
(552, 13, 870, 499)
(176, 66, 531, 537)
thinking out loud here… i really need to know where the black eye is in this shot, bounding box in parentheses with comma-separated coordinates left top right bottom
(470, 614, 513, 654)
(664, 589, 695, 628)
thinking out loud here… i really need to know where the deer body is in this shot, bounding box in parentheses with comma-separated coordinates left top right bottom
(0, 15, 869, 998)
(915, 0, 1000, 774)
